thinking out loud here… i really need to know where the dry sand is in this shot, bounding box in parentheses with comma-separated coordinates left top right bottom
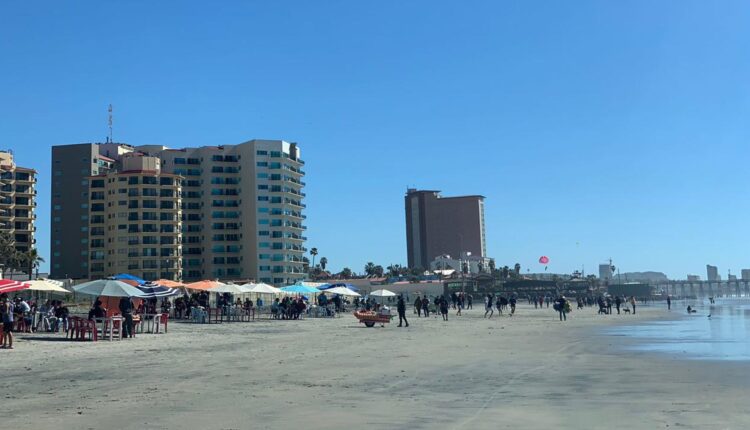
(2, 304, 749, 430)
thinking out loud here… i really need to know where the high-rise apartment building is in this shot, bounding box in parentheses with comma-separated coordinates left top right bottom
(0, 151, 37, 254)
(52, 140, 306, 285)
(706, 264, 720, 282)
(599, 264, 613, 282)
(88, 153, 183, 281)
(405, 189, 486, 270)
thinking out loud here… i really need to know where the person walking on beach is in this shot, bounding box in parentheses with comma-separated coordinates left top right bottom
(630, 296, 636, 314)
(440, 297, 449, 321)
(397, 295, 409, 327)
(414, 296, 422, 317)
(467, 294, 473, 309)
(667, 295, 671, 311)
(484, 294, 494, 318)
(555, 296, 568, 321)
(119, 297, 134, 338)
(614, 296, 622, 314)
(509, 295, 517, 316)
(1, 294, 14, 349)
(422, 296, 430, 317)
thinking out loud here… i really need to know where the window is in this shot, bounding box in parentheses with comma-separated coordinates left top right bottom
(258, 185, 268, 190)
(258, 196, 269, 201)
(257, 150, 267, 156)
(258, 219, 269, 225)
(174, 158, 186, 164)
(258, 207, 269, 213)
(257, 173, 268, 179)
(256, 162, 268, 167)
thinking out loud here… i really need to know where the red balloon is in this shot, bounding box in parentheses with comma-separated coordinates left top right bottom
(538, 256, 549, 264)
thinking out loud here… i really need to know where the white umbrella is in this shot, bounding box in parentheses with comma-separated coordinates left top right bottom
(324, 286, 361, 297)
(370, 289, 396, 297)
(73, 279, 147, 298)
(244, 283, 282, 294)
(27, 279, 69, 293)
(211, 283, 252, 294)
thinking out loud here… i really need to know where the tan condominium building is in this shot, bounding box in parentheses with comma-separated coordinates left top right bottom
(87, 153, 183, 281)
(56, 139, 306, 285)
(0, 150, 37, 253)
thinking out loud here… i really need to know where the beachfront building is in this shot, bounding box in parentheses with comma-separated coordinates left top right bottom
(53, 140, 306, 285)
(0, 150, 37, 253)
(50, 142, 125, 278)
(87, 153, 183, 281)
(405, 189, 486, 271)
(598, 264, 613, 283)
(706, 264, 720, 282)
(429, 252, 494, 275)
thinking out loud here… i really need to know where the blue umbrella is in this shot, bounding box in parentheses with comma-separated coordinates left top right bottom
(319, 283, 359, 292)
(112, 273, 147, 284)
(281, 284, 321, 294)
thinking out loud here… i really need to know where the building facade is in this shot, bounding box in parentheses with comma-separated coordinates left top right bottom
(599, 264, 613, 283)
(706, 264, 720, 282)
(88, 154, 183, 281)
(741, 269, 750, 281)
(0, 151, 37, 254)
(429, 252, 494, 275)
(53, 140, 306, 286)
(405, 189, 486, 270)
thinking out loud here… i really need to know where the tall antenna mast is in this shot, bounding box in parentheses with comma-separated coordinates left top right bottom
(108, 104, 113, 143)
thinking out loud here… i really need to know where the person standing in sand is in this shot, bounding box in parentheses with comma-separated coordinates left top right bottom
(484, 294, 494, 318)
(667, 295, 671, 311)
(630, 296, 636, 314)
(1, 294, 14, 349)
(422, 296, 430, 317)
(414, 296, 422, 317)
(397, 295, 409, 327)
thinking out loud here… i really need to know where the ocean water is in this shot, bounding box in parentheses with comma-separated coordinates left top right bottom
(605, 299, 750, 361)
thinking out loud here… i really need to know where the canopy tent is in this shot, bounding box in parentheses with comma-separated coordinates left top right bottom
(244, 283, 282, 294)
(281, 284, 321, 294)
(319, 283, 359, 292)
(185, 280, 226, 291)
(0, 279, 31, 295)
(324, 286, 361, 297)
(210, 283, 252, 294)
(137, 283, 182, 298)
(153, 279, 185, 288)
(112, 273, 146, 284)
(26, 279, 69, 293)
(73, 279, 147, 298)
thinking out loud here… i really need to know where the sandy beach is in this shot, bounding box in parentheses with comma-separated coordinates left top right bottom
(3, 304, 749, 430)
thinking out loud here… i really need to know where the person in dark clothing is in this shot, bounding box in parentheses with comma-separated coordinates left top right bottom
(509, 296, 517, 315)
(422, 297, 430, 317)
(88, 299, 107, 320)
(667, 295, 671, 311)
(414, 296, 422, 317)
(555, 296, 568, 321)
(397, 295, 409, 327)
(439, 297, 449, 321)
(119, 297, 134, 338)
(614, 296, 622, 314)
(467, 294, 473, 309)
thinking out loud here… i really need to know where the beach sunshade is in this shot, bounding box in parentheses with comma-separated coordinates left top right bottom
(370, 289, 396, 297)
(153, 279, 186, 288)
(210, 283, 251, 294)
(281, 284, 321, 294)
(112, 273, 147, 284)
(244, 283, 282, 294)
(26, 279, 69, 293)
(137, 283, 182, 298)
(73, 279, 146, 298)
(185, 280, 227, 291)
(319, 283, 359, 292)
(324, 286, 361, 297)
(0, 279, 31, 294)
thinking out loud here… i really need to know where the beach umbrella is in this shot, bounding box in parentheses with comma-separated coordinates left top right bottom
(319, 282, 359, 292)
(281, 284, 321, 294)
(185, 280, 226, 291)
(112, 273, 147, 284)
(26, 279, 69, 293)
(73, 279, 147, 298)
(370, 289, 396, 297)
(324, 286, 361, 297)
(244, 283, 282, 294)
(210, 283, 252, 294)
(0, 279, 31, 295)
(153, 279, 185, 288)
(137, 283, 182, 298)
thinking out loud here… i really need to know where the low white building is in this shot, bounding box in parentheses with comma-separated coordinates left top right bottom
(429, 252, 494, 275)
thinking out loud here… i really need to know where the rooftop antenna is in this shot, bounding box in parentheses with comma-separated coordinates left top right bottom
(108, 104, 113, 143)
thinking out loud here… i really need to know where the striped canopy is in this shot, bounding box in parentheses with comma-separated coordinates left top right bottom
(0, 279, 31, 295)
(137, 284, 182, 298)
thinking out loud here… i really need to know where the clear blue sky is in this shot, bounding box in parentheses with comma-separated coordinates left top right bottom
(1, 1, 749, 279)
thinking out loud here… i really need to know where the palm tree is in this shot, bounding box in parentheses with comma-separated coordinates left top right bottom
(309, 248, 318, 270)
(319, 257, 328, 271)
(340, 267, 352, 279)
(0, 231, 15, 277)
(514, 263, 521, 275)
(488, 259, 496, 273)
(24, 248, 44, 280)
(502, 266, 510, 279)
(373, 265, 384, 277)
(364, 262, 375, 277)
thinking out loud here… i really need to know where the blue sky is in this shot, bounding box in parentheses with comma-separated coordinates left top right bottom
(1, 1, 749, 279)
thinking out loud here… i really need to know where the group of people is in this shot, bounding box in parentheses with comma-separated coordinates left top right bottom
(593, 295, 637, 315)
(483, 293, 517, 318)
(271, 296, 306, 319)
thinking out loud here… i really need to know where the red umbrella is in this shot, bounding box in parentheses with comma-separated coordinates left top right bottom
(0, 279, 32, 294)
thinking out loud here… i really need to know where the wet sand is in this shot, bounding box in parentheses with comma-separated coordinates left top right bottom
(3, 304, 749, 429)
